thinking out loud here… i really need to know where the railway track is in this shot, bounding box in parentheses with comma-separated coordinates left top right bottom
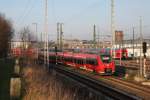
(76, 69, 150, 99)
(119, 59, 150, 66)
(99, 77, 150, 99)
(109, 77, 150, 92)
(116, 60, 150, 73)
(118, 59, 150, 77)
(53, 64, 150, 100)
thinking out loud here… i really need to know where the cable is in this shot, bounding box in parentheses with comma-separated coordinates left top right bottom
(16, 0, 32, 26)
(51, 0, 57, 23)
(17, 0, 36, 27)
(63, 0, 102, 25)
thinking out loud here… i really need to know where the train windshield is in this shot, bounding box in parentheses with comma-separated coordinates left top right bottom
(86, 58, 98, 65)
(100, 55, 112, 63)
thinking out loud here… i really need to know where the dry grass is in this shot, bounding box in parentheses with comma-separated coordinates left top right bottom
(22, 64, 75, 100)
(21, 59, 106, 100)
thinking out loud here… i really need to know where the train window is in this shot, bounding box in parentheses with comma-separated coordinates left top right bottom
(77, 59, 79, 64)
(100, 55, 111, 63)
(69, 57, 72, 62)
(65, 57, 68, 62)
(52, 56, 56, 60)
(64, 57, 72, 62)
(86, 58, 97, 65)
(50, 56, 54, 60)
(57, 56, 61, 61)
(70, 58, 73, 62)
(74, 58, 81, 64)
(80, 59, 85, 65)
(75, 58, 78, 64)
(80, 59, 83, 64)
(67, 57, 71, 62)
(75, 58, 77, 63)
(78, 58, 84, 65)
(66, 57, 68, 62)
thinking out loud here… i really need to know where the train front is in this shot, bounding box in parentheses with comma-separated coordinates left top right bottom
(96, 54, 115, 75)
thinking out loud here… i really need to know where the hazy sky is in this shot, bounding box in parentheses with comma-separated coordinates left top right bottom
(0, 0, 150, 40)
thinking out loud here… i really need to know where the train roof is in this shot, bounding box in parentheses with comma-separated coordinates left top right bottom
(63, 52, 73, 57)
(85, 54, 98, 59)
(73, 53, 86, 59)
(73, 53, 98, 59)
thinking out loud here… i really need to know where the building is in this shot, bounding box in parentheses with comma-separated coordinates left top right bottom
(115, 39, 150, 57)
(63, 39, 111, 49)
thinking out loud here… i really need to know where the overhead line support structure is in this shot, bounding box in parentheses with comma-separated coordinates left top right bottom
(93, 24, 96, 48)
(139, 17, 143, 77)
(111, 0, 115, 58)
(32, 22, 38, 42)
(57, 23, 60, 49)
(60, 23, 63, 51)
(44, 0, 49, 67)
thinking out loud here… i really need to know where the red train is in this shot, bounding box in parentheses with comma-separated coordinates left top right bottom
(99, 48, 128, 59)
(11, 48, 22, 57)
(11, 48, 37, 58)
(38, 49, 115, 75)
(74, 48, 128, 59)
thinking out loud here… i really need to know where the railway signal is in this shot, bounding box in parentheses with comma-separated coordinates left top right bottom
(143, 42, 147, 54)
(142, 42, 147, 78)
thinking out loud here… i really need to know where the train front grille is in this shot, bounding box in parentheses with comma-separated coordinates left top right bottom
(105, 68, 112, 74)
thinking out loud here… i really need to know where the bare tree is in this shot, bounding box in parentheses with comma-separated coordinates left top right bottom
(19, 27, 34, 49)
(0, 14, 14, 58)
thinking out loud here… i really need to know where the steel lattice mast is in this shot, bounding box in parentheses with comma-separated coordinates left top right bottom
(111, 0, 115, 57)
(44, 0, 49, 67)
(139, 16, 143, 77)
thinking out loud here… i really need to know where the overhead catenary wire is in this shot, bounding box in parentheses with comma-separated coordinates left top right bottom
(16, 0, 36, 28)
(51, 0, 57, 23)
(60, 0, 104, 40)
(120, 25, 150, 40)
(63, 1, 102, 25)
(16, 0, 31, 25)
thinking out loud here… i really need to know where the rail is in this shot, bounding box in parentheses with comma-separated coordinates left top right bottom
(121, 60, 150, 74)
(54, 65, 142, 100)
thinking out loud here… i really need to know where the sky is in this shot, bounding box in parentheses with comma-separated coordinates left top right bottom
(0, 0, 150, 41)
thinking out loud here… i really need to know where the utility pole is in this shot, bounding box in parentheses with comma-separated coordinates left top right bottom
(44, 0, 49, 67)
(40, 32, 43, 48)
(57, 23, 60, 49)
(133, 27, 135, 58)
(41, 33, 42, 43)
(97, 28, 100, 48)
(32, 22, 38, 62)
(60, 23, 63, 51)
(139, 16, 143, 77)
(93, 24, 96, 48)
(32, 23, 38, 42)
(111, 0, 115, 58)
